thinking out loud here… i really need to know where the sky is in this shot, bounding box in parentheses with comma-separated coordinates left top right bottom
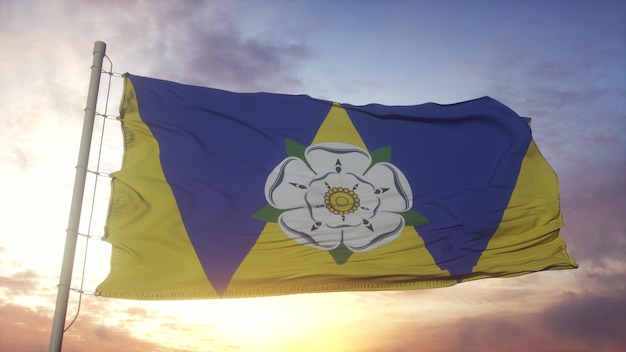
(0, 0, 625, 351)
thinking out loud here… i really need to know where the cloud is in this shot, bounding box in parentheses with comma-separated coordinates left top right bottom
(363, 290, 626, 352)
(124, 1, 312, 92)
(543, 292, 626, 348)
(0, 1, 314, 179)
(0, 270, 41, 295)
(0, 301, 189, 352)
(556, 157, 626, 266)
(37, 0, 314, 93)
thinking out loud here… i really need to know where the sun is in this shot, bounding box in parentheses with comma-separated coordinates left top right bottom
(119, 293, 373, 352)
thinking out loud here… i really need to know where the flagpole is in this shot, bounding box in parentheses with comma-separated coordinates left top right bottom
(49, 41, 107, 352)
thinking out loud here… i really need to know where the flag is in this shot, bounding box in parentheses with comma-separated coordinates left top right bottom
(96, 74, 577, 300)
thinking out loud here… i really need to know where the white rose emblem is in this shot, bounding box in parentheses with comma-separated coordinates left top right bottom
(264, 142, 413, 253)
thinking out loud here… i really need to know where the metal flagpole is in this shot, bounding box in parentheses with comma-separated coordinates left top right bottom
(49, 41, 107, 352)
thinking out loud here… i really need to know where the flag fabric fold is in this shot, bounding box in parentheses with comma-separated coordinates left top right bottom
(96, 74, 576, 300)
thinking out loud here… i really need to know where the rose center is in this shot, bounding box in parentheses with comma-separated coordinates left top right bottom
(324, 187, 360, 215)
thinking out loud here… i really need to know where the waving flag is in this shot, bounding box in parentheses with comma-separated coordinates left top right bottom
(96, 74, 576, 299)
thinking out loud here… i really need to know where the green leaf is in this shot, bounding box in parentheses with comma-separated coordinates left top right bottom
(252, 205, 283, 222)
(285, 138, 315, 172)
(329, 242, 353, 265)
(400, 210, 429, 226)
(365, 146, 391, 173)
(285, 138, 306, 159)
(370, 146, 391, 163)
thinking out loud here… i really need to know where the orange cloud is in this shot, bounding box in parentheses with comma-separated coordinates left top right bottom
(0, 301, 190, 352)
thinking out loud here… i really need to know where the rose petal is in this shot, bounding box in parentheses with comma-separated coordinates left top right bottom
(305, 189, 326, 209)
(364, 162, 413, 211)
(278, 209, 341, 250)
(305, 143, 371, 175)
(324, 213, 363, 228)
(343, 212, 405, 252)
(338, 173, 376, 192)
(309, 172, 341, 194)
(265, 157, 315, 209)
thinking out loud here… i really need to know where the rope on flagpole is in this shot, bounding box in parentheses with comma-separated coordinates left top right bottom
(61, 53, 119, 334)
